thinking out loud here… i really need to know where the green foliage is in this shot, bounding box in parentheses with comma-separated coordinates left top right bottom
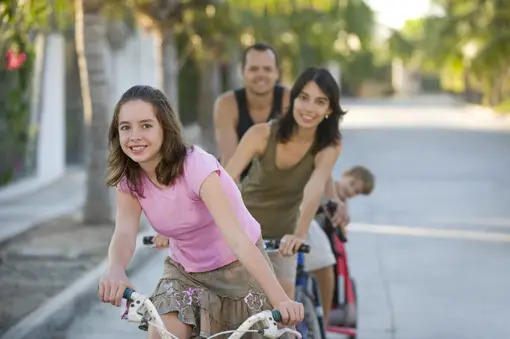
(0, 0, 69, 186)
(0, 51, 33, 185)
(219, 0, 375, 87)
(495, 99, 510, 115)
(389, 0, 510, 106)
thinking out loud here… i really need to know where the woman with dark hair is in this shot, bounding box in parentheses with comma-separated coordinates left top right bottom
(99, 85, 303, 338)
(226, 67, 346, 304)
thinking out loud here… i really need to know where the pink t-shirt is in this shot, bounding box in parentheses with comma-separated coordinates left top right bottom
(119, 146, 261, 272)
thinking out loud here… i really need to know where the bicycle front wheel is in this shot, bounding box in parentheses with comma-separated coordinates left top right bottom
(297, 292, 322, 339)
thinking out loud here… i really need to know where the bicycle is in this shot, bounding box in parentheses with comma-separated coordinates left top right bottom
(263, 240, 326, 339)
(316, 201, 358, 339)
(122, 287, 302, 339)
(267, 201, 358, 339)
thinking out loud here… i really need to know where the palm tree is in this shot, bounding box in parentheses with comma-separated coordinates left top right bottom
(134, 0, 213, 119)
(75, 0, 112, 224)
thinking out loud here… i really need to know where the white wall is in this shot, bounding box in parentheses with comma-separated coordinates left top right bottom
(37, 34, 65, 183)
(109, 29, 158, 112)
(326, 61, 342, 92)
(34, 29, 159, 185)
(392, 58, 421, 95)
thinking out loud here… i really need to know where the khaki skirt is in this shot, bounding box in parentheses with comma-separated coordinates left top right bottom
(140, 238, 273, 337)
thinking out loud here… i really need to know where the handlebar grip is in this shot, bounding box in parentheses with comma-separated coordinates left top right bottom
(123, 287, 135, 300)
(143, 236, 154, 245)
(298, 244, 311, 253)
(264, 240, 310, 253)
(272, 310, 282, 322)
(325, 200, 348, 243)
(336, 228, 348, 243)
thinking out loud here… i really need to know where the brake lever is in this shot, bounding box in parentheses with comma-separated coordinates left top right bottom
(275, 328, 302, 338)
(324, 200, 348, 243)
(262, 327, 302, 339)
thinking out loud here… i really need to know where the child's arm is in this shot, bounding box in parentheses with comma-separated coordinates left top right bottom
(98, 189, 141, 307)
(324, 176, 350, 227)
(200, 172, 304, 325)
(279, 143, 342, 256)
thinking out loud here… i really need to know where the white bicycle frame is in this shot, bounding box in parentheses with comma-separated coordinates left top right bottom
(123, 290, 302, 339)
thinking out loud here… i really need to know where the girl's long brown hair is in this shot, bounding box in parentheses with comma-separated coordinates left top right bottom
(106, 85, 188, 198)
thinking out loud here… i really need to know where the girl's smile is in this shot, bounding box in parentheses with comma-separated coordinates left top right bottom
(118, 100, 164, 170)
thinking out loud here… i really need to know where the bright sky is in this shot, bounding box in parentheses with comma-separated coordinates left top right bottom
(366, 0, 433, 29)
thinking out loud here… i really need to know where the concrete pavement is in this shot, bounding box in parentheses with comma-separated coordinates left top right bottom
(337, 96, 510, 339)
(66, 250, 167, 339)
(0, 168, 85, 244)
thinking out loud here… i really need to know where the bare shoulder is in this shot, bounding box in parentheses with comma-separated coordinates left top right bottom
(242, 123, 271, 152)
(315, 142, 342, 164)
(214, 91, 237, 113)
(247, 122, 271, 138)
(213, 91, 238, 123)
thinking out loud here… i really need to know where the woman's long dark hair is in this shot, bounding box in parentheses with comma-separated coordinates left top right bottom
(277, 67, 346, 154)
(106, 85, 188, 197)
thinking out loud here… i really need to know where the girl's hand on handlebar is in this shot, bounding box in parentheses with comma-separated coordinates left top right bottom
(98, 270, 134, 307)
(153, 234, 169, 248)
(275, 299, 304, 325)
(279, 234, 305, 256)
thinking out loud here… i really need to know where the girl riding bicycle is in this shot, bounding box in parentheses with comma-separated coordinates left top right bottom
(225, 67, 346, 311)
(98, 85, 303, 338)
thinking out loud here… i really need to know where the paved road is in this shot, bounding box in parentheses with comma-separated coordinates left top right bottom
(66, 95, 510, 339)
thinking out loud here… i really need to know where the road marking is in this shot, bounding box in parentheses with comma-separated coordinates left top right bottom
(427, 217, 510, 229)
(350, 223, 510, 243)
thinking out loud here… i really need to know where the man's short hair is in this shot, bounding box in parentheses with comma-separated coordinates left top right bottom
(344, 166, 375, 195)
(241, 42, 279, 70)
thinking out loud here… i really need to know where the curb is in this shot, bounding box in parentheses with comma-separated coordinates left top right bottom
(0, 221, 159, 339)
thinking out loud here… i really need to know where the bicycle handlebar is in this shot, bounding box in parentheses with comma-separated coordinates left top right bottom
(122, 287, 283, 323)
(316, 200, 348, 243)
(263, 239, 310, 253)
(143, 236, 155, 245)
(123, 287, 136, 300)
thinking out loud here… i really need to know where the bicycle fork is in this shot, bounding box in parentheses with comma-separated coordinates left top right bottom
(295, 252, 327, 339)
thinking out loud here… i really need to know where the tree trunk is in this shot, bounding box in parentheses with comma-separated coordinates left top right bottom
(75, 0, 112, 224)
(489, 73, 503, 107)
(25, 33, 46, 174)
(155, 27, 179, 119)
(198, 58, 221, 153)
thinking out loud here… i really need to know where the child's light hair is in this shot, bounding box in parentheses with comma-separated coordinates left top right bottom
(344, 166, 375, 195)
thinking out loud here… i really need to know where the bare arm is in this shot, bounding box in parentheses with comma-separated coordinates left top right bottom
(99, 189, 142, 306)
(324, 176, 336, 199)
(295, 144, 341, 238)
(213, 94, 239, 166)
(108, 189, 142, 272)
(225, 123, 270, 182)
(324, 175, 350, 227)
(200, 172, 303, 323)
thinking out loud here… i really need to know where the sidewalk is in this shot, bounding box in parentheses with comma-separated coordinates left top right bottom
(0, 167, 85, 244)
